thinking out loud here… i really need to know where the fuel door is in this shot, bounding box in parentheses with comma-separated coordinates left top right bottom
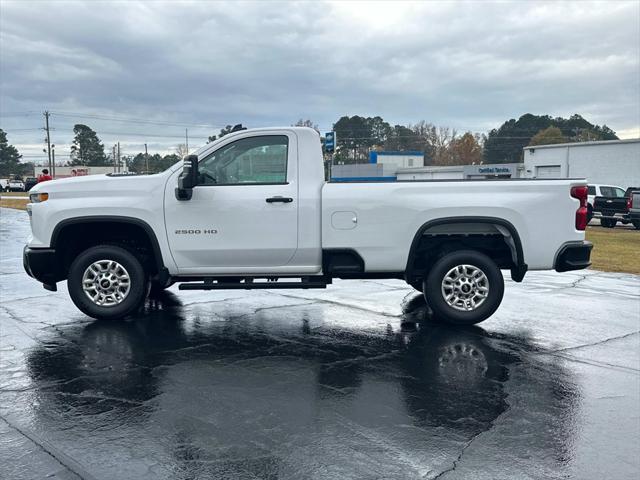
(331, 211, 358, 230)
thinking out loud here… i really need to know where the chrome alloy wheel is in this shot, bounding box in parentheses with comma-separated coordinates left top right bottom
(82, 260, 131, 307)
(441, 264, 490, 312)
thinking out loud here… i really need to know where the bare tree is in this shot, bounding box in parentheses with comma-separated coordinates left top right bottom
(410, 121, 458, 165)
(175, 144, 189, 158)
(294, 119, 319, 132)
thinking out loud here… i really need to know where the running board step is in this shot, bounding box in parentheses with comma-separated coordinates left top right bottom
(179, 282, 327, 290)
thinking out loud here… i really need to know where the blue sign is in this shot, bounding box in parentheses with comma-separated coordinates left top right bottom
(325, 132, 336, 153)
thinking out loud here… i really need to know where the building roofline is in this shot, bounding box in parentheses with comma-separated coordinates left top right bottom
(398, 166, 464, 173)
(374, 151, 423, 156)
(523, 138, 640, 150)
(398, 162, 523, 173)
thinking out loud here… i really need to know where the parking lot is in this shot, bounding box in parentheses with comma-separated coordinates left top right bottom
(1, 206, 639, 479)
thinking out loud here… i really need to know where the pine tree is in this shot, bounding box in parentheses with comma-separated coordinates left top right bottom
(0, 128, 22, 176)
(70, 124, 107, 166)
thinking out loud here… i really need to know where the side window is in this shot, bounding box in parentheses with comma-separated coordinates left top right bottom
(588, 186, 596, 196)
(613, 187, 626, 198)
(599, 186, 614, 197)
(198, 135, 288, 185)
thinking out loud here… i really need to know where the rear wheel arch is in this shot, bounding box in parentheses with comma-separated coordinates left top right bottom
(405, 216, 526, 285)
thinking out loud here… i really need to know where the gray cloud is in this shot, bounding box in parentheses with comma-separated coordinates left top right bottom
(1, 0, 638, 161)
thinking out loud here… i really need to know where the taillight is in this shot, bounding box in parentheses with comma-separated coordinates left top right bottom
(627, 196, 633, 210)
(571, 185, 588, 230)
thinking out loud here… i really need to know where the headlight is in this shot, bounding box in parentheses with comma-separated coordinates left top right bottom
(29, 193, 49, 203)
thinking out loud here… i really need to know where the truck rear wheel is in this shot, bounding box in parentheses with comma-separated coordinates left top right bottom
(424, 250, 504, 325)
(68, 245, 147, 320)
(601, 218, 617, 228)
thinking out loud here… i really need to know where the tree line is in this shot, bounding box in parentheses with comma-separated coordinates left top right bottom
(330, 113, 618, 165)
(0, 113, 619, 177)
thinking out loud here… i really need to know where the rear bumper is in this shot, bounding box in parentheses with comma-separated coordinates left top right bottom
(23, 246, 59, 289)
(554, 241, 593, 273)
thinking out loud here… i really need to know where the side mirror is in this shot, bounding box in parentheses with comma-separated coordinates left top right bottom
(175, 154, 199, 201)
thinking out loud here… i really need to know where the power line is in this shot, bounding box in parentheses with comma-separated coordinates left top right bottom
(0, 111, 39, 117)
(48, 110, 222, 129)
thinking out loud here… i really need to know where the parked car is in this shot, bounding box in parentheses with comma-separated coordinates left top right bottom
(8, 178, 25, 192)
(593, 186, 640, 228)
(0, 178, 9, 192)
(24, 177, 38, 191)
(24, 127, 592, 325)
(587, 184, 625, 222)
(627, 190, 640, 230)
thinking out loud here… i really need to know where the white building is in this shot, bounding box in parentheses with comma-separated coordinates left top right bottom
(331, 151, 425, 181)
(523, 138, 640, 189)
(52, 166, 122, 179)
(369, 151, 424, 171)
(396, 163, 524, 181)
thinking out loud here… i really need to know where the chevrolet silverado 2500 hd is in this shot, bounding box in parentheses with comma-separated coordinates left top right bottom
(23, 127, 592, 325)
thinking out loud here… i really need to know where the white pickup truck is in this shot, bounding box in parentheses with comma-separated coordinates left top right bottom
(24, 127, 592, 324)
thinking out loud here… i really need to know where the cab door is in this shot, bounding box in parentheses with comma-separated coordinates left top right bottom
(164, 132, 298, 274)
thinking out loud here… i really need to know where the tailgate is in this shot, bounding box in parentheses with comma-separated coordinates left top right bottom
(594, 196, 627, 212)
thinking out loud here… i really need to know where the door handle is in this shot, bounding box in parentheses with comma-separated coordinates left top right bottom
(266, 196, 293, 203)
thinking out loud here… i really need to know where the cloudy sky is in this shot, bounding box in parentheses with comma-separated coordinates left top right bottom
(1, 0, 638, 163)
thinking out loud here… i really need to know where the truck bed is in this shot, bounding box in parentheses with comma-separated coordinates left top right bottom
(322, 178, 585, 271)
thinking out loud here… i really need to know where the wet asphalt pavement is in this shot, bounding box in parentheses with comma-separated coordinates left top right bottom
(1, 207, 639, 480)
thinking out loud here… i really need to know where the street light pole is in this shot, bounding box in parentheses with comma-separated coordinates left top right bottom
(144, 143, 149, 173)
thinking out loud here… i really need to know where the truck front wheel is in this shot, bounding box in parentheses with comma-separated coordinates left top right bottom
(68, 245, 147, 320)
(424, 250, 504, 325)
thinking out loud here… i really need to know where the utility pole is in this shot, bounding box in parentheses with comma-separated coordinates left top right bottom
(144, 143, 149, 173)
(117, 142, 121, 173)
(112, 145, 117, 173)
(185, 128, 189, 154)
(52, 147, 55, 178)
(43, 111, 52, 174)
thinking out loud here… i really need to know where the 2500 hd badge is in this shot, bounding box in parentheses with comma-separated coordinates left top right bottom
(175, 229, 218, 235)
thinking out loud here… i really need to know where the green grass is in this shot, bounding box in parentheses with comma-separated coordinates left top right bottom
(586, 226, 640, 274)
(0, 198, 28, 210)
(0, 191, 29, 197)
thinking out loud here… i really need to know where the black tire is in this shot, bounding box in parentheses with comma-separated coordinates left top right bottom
(633, 220, 640, 230)
(601, 218, 617, 228)
(424, 250, 504, 325)
(587, 204, 593, 223)
(68, 245, 147, 320)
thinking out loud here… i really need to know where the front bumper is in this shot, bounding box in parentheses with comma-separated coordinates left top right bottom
(554, 241, 593, 273)
(23, 246, 59, 290)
